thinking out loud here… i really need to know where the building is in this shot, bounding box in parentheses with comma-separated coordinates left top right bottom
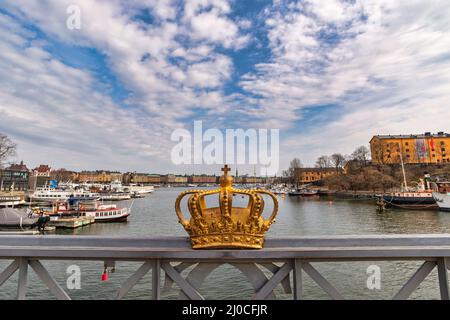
(294, 167, 338, 184)
(123, 173, 161, 185)
(28, 164, 51, 190)
(370, 132, 450, 165)
(188, 175, 217, 184)
(160, 174, 176, 184)
(0, 161, 29, 191)
(33, 165, 51, 177)
(174, 176, 188, 184)
(74, 171, 122, 183)
(241, 176, 264, 184)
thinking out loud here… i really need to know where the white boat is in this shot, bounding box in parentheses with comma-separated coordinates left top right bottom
(0, 196, 24, 207)
(30, 186, 99, 202)
(49, 200, 130, 222)
(92, 204, 130, 222)
(99, 193, 131, 201)
(128, 185, 154, 195)
(433, 192, 450, 212)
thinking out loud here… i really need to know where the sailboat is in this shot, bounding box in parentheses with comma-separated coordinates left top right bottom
(380, 152, 437, 210)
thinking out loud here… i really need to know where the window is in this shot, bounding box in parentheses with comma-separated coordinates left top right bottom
(433, 154, 436, 157)
(406, 149, 410, 152)
(405, 142, 409, 146)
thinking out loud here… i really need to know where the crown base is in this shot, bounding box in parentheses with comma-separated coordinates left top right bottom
(190, 233, 265, 249)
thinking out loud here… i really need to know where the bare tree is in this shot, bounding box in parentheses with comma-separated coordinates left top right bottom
(0, 133, 16, 169)
(287, 158, 302, 185)
(351, 146, 370, 167)
(315, 155, 331, 168)
(330, 153, 346, 172)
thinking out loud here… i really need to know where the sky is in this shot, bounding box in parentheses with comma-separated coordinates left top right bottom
(0, 0, 450, 175)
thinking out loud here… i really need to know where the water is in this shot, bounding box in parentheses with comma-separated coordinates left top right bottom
(2, 188, 450, 300)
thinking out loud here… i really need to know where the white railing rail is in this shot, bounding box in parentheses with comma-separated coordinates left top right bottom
(1, 234, 450, 300)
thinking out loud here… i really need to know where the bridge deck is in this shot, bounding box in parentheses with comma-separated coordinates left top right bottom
(1, 234, 450, 299)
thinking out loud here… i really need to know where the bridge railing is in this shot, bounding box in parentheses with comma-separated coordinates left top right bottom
(1, 234, 450, 300)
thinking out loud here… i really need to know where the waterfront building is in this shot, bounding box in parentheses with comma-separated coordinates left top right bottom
(75, 171, 123, 183)
(28, 164, 51, 190)
(160, 174, 176, 184)
(122, 173, 161, 185)
(132, 174, 161, 184)
(370, 132, 450, 165)
(174, 176, 188, 184)
(188, 175, 217, 184)
(294, 167, 338, 184)
(0, 161, 29, 191)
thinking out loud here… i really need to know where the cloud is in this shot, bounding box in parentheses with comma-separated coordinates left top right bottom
(1, 0, 450, 174)
(240, 0, 450, 167)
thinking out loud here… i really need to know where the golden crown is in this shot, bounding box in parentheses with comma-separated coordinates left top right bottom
(175, 165, 279, 249)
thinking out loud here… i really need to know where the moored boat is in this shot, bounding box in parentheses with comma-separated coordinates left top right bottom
(381, 191, 437, 210)
(0, 196, 24, 207)
(288, 189, 318, 197)
(433, 192, 450, 212)
(98, 192, 131, 201)
(30, 186, 99, 202)
(45, 199, 131, 222)
(0, 208, 49, 230)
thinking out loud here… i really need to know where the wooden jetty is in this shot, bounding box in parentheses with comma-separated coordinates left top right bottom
(2, 235, 450, 300)
(48, 216, 95, 229)
(0, 227, 55, 235)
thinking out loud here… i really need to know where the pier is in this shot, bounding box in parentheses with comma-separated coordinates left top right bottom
(1, 234, 450, 300)
(47, 216, 95, 229)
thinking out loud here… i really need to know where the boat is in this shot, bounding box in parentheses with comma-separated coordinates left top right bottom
(381, 191, 437, 209)
(90, 203, 130, 222)
(379, 154, 437, 210)
(30, 186, 99, 202)
(288, 189, 318, 197)
(98, 192, 131, 201)
(128, 185, 154, 195)
(44, 199, 131, 222)
(0, 196, 24, 207)
(433, 192, 450, 211)
(0, 207, 49, 230)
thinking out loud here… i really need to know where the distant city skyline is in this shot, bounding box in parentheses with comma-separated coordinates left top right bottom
(1, 1, 450, 175)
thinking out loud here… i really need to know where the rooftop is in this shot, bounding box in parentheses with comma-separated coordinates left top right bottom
(372, 132, 450, 140)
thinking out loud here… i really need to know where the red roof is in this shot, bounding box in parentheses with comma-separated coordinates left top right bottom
(6, 161, 28, 172)
(34, 164, 51, 173)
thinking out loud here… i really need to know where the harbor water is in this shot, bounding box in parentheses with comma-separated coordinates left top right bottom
(2, 187, 450, 300)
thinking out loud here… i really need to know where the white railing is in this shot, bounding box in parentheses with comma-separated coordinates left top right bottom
(1, 234, 450, 300)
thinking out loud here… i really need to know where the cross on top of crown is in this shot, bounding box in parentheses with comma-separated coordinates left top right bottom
(221, 165, 231, 176)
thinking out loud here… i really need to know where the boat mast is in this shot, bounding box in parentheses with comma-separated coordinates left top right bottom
(399, 145, 408, 191)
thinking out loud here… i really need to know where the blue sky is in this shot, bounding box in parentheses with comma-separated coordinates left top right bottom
(0, 0, 450, 175)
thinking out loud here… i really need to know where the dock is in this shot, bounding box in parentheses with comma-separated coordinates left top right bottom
(48, 216, 95, 229)
(0, 226, 56, 235)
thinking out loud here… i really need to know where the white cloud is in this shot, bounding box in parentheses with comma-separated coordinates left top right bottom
(240, 0, 450, 168)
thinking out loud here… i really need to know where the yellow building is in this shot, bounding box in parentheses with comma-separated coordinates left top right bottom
(294, 168, 338, 184)
(370, 132, 450, 165)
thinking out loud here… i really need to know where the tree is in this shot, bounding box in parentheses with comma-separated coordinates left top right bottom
(287, 158, 302, 185)
(351, 146, 370, 167)
(315, 155, 331, 168)
(330, 153, 346, 172)
(0, 133, 16, 169)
